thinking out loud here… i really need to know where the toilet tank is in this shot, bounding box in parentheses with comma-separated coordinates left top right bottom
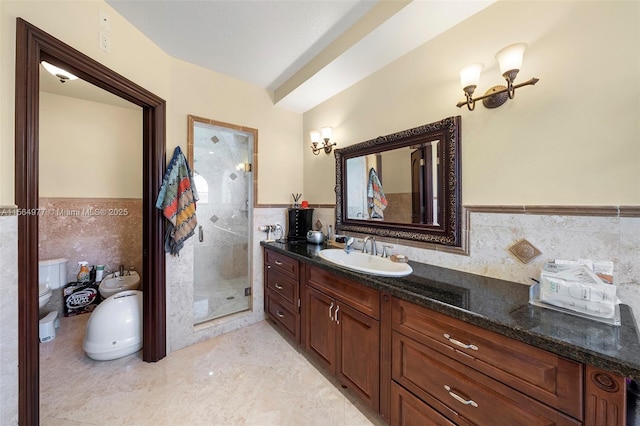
(39, 258, 68, 289)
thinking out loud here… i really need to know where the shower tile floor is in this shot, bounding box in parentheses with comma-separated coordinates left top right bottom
(40, 315, 385, 426)
(193, 276, 251, 323)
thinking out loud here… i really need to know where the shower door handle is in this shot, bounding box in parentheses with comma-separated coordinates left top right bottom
(199, 225, 204, 242)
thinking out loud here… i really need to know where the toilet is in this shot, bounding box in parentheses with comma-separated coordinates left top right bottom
(38, 258, 68, 308)
(38, 258, 68, 342)
(83, 290, 142, 361)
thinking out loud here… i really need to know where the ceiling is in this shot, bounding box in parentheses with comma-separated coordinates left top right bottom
(42, 1, 497, 114)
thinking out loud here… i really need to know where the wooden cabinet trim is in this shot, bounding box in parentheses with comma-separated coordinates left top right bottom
(584, 365, 627, 426)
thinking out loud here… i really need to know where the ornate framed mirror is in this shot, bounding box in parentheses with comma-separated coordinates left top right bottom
(335, 116, 462, 247)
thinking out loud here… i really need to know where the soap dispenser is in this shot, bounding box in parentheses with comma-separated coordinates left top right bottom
(77, 261, 90, 282)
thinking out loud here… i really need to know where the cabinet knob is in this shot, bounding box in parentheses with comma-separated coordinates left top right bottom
(275, 283, 283, 290)
(276, 311, 285, 319)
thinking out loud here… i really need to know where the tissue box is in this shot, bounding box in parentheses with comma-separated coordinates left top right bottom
(63, 281, 102, 317)
(530, 262, 620, 326)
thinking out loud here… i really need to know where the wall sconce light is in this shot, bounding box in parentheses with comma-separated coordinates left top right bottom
(457, 43, 539, 111)
(310, 126, 337, 155)
(41, 61, 79, 83)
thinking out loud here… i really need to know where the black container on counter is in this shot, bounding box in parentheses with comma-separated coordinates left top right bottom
(287, 208, 314, 241)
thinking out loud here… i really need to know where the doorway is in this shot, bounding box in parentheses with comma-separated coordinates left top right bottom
(15, 19, 166, 424)
(187, 116, 255, 323)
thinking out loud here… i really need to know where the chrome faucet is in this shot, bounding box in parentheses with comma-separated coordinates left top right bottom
(362, 236, 377, 256)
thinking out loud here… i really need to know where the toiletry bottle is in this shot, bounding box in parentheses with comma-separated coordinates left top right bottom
(95, 265, 105, 282)
(77, 261, 90, 282)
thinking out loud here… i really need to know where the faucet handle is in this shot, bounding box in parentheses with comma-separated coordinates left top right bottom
(381, 244, 393, 258)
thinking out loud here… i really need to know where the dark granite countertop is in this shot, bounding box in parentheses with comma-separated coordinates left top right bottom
(261, 240, 640, 382)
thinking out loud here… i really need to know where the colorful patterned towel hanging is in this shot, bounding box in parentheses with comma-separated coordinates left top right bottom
(155, 146, 199, 255)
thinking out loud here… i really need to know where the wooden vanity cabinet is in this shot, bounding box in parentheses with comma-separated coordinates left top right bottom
(304, 265, 381, 411)
(263, 248, 630, 426)
(264, 249, 301, 343)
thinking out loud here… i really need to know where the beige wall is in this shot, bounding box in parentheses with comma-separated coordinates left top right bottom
(303, 1, 640, 206)
(39, 92, 142, 198)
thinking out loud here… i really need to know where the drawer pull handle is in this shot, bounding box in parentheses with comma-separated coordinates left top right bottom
(335, 304, 340, 324)
(443, 334, 478, 351)
(276, 310, 285, 318)
(444, 385, 478, 408)
(274, 260, 283, 266)
(329, 302, 334, 320)
(274, 283, 284, 290)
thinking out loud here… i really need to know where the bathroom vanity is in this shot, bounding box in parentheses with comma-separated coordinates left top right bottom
(262, 241, 640, 426)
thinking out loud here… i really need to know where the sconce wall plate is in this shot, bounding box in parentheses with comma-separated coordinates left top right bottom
(482, 85, 509, 109)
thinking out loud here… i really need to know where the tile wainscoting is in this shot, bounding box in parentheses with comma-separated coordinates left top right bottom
(0, 213, 18, 425)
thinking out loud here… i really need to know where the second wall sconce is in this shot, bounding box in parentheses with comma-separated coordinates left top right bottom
(457, 43, 539, 111)
(310, 126, 337, 155)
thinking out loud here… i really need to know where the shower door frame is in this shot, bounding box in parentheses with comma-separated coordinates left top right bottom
(187, 115, 257, 322)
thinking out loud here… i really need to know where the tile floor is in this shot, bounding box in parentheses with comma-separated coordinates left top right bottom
(40, 315, 385, 426)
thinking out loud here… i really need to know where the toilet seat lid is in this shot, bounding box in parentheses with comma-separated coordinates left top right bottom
(38, 283, 51, 297)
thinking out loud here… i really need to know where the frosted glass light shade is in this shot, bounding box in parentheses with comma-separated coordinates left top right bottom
(321, 126, 333, 141)
(459, 63, 484, 89)
(496, 43, 527, 74)
(41, 61, 78, 82)
(310, 131, 321, 143)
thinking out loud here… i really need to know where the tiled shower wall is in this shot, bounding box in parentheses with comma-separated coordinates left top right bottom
(38, 198, 143, 316)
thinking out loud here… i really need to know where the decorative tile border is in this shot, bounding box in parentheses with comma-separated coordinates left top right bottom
(465, 205, 640, 217)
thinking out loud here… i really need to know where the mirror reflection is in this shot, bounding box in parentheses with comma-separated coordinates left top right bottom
(346, 140, 440, 225)
(335, 116, 462, 247)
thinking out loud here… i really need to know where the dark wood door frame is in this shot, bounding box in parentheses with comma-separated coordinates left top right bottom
(15, 18, 167, 425)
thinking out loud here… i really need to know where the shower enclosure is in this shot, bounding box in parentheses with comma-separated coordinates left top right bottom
(189, 117, 253, 324)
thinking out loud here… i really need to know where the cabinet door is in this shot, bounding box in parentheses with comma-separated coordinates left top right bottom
(336, 302, 380, 411)
(305, 285, 337, 374)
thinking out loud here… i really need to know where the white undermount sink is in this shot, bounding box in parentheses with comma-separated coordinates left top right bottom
(318, 249, 413, 277)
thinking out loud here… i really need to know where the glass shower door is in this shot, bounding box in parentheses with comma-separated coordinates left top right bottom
(190, 118, 252, 324)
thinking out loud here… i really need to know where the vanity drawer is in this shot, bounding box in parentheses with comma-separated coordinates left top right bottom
(391, 381, 457, 426)
(265, 249, 299, 278)
(307, 265, 380, 320)
(392, 298, 583, 420)
(266, 290, 299, 342)
(266, 267, 298, 308)
(392, 332, 581, 426)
